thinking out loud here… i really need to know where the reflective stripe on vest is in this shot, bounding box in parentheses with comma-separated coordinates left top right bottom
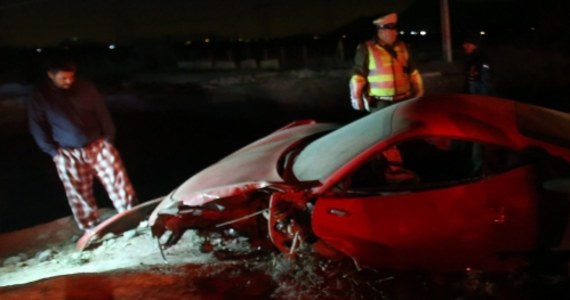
(366, 41, 411, 97)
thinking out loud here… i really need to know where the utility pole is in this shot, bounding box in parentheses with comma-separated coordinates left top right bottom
(440, 0, 453, 62)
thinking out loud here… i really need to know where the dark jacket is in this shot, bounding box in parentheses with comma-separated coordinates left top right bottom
(463, 49, 492, 95)
(28, 78, 115, 157)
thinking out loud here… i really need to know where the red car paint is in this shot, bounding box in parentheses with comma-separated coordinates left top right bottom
(146, 94, 570, 272)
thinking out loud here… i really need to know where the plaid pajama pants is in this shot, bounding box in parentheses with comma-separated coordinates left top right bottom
(53, 139, 137, 230)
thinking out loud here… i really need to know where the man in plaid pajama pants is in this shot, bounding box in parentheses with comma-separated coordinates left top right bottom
(28, 56, 137, 232)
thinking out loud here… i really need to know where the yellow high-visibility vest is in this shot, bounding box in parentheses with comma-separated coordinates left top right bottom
(366, 41, 412, 97)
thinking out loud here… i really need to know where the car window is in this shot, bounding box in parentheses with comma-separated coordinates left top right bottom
(293, 105, 397, 182)
(337, 137, 522, 192)
(337, 137, 476, 191)
(482, 144, 525, 175)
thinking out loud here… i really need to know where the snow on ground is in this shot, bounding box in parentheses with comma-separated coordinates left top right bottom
(4, 213, 569, 300)
(0, 67, 461, 115)
(0, 209, 216, 287)
(0, 208, 398, 300)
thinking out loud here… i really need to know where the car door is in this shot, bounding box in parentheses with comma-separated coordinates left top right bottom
(311, 137, 538, 271)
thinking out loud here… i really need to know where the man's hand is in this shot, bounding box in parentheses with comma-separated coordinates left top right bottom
(349, 75, 367, 111)
(410, 69, 424, 97)
(350, 95, 364, 111)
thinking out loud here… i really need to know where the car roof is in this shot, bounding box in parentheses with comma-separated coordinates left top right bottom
(516, 101, 570, 149)
(401, 94, 570, 149)
(294, 94, 570, 182)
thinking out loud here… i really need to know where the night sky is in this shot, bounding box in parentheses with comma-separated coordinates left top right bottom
(0, 0, 411, 46)
(1, 0, 566, 47)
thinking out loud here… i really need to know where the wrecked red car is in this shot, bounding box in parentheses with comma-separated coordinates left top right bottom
(148, 94, 570, 272)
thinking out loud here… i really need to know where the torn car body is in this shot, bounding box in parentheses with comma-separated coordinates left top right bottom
(149, 94, 570, 272)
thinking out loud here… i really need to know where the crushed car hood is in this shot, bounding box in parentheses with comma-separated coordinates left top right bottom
(169, 122, 337, 207)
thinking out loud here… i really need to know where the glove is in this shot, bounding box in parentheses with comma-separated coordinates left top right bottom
(350, 96, 362, 110)
(410, 69, 424, 97)
(349, 75, 367, 111)
(362, 95, 372, 112)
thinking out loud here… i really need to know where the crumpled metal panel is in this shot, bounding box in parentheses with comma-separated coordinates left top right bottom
(171, 123, 336, 201)
(178, 181, 271, 207)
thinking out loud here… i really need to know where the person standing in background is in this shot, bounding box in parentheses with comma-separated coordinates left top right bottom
(349, 12, 424, 113)
(27, 55, 138, 232)
(462, 35, 492, 95)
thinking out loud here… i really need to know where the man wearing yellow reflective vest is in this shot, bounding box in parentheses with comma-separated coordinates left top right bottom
(350, 12, 424, 113)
